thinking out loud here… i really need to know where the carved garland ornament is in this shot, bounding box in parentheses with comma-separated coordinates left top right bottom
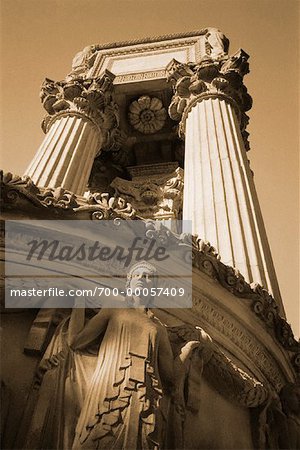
(128, 96, 167, 134)
(0, 171, 135, 220)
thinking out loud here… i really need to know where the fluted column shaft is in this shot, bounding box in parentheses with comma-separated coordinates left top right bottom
(25, 115, 101, 194)
(24, 71, 119, 195)
(184, 98, 281, 302)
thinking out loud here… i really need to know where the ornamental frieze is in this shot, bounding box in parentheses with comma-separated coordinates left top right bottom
(192, 295, 286, 391)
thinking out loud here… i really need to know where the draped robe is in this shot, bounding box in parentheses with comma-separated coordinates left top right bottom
(24, 308, 174, 450)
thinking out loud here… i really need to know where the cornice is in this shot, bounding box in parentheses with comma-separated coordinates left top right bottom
(76, 30, 209, 53)
(0, 172, 136, 220)
(191, 294, 288, 391)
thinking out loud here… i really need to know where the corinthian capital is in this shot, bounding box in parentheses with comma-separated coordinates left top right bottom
(166, 48, 252, 150)
(110, 165, 184, 220)
(40, 70, 122, 153)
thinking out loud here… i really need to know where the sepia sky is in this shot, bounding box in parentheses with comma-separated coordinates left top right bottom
(0, 0, 299, 336)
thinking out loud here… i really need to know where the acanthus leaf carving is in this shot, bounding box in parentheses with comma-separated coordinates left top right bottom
(220, 49, 250, 78)
(86, 192, 136, 220)
(166, 45, 252, 150)
(40, 70, 122, 154)
(0, 171, 42, 207)
(0, 170, 135, 219)
(37, 187, 79, 209)
(110, 167, 184, 220)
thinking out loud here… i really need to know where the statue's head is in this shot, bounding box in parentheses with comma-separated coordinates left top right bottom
(125, 261, 157, 307)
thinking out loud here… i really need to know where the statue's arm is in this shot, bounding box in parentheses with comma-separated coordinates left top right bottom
(69, 308, 111, 350)
(67, 297, 86, 347)
(158, 325, 175, 394)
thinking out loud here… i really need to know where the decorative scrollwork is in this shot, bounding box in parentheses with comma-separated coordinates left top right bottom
(87, 192, 136, 220)
(0, 171, 135, 219)
(0, 171, 41, 207)
(37, 187, 79, 209)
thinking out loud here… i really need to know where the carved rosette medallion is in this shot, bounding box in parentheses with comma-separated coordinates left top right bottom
(166, 49, 252, 149)
(128, 96, 167, 134)
(39, 70, 122, 153)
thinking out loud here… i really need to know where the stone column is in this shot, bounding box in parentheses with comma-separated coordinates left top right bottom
(25, 71, 120, 195)
(167, 30, 283, 313)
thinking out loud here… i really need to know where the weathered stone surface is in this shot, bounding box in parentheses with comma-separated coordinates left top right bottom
(1, 28, 299, 450)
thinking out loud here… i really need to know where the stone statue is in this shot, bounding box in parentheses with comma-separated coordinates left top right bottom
(66, 45, 98, 80)
(204, 28, 229, 60)
(70, 261, 175, 450)
(22, 261, 177, 450)
(167, 332, 213, 449)
(280, 383, 300, 449)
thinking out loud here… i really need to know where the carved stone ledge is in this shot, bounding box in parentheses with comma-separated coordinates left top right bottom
(190, 235, 300, 375)
(0, 171, 136, 220)
(191, 295, 287, 391)
(1, 171, 299, 374)
(166, 49, 252, 150)
(40, 71, 122, 153)
(0, 172, 42, 208)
